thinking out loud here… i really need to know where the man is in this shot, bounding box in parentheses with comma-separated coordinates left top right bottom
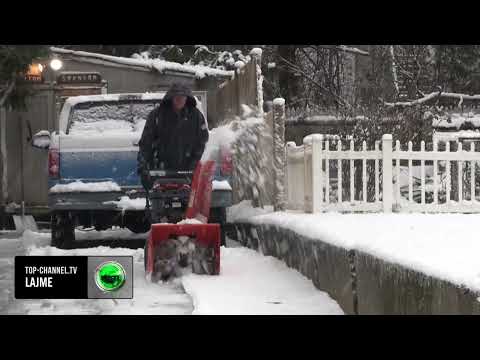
(137, 83, 209, 190)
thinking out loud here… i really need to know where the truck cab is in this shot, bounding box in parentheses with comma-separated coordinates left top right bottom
(33, 92, 233, 248)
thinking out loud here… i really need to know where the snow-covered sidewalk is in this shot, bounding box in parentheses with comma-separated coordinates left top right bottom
(182, 243, 343, 315)
(228, 202, 480, 293)
(0, 231, 342, 315)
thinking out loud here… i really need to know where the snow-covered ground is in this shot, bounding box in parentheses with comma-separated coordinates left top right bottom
(1, 232, 192, 315)
(0, 230, 342, 315)
(182, 245, 343, 315)
(228, 201, 480, 294)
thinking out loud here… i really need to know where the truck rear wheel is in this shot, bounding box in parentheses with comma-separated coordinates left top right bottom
(51, 212, 75, 250)
(125, 213, 151, 234)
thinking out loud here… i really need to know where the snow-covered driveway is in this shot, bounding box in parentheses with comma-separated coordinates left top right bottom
(0, 231, 343, 315)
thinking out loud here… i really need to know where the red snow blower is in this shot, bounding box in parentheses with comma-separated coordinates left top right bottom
(144, 160, 221, 282)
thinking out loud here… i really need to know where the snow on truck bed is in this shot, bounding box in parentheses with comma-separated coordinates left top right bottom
(49, 181, 122, 193)
(228, 201, 480, 294)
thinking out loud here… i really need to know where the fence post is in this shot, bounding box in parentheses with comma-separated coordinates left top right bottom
(249, 48, 264, 116)
(382, 134, 393, 213)
(312, 134, 324, 213)
(304, 136, 312, 213)
(273, 98, 286, 212)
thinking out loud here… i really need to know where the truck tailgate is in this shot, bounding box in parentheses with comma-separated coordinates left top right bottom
(58, 134, 141, 187)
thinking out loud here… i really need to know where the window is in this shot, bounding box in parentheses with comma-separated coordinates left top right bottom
(68, 100, 160, 135)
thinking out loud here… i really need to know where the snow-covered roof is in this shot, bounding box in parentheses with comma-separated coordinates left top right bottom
(50, 47, 234, 80)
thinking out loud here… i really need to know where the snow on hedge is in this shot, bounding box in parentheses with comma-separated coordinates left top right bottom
(433, 112, 480, 129)
(249, 48, 263, 57)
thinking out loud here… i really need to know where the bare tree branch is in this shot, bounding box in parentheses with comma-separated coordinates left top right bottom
(390, 45, 400, 97)
(278, 54, 353, 110)
(383, 91, 480, 107)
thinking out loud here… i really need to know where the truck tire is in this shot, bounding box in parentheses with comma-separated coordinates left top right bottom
(209, 207, 226, 247)
(126, 215, 151, 234)
(51, 212, 75, 250)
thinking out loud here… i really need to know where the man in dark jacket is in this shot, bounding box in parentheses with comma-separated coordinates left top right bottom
(137, 83, 209, 190)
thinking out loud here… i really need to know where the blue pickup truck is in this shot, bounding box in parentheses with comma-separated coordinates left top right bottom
(32, 92, 233, 249)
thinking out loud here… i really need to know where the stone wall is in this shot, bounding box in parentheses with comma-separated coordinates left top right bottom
(230, 222, 480, 315)
(230, 223, 355, 314)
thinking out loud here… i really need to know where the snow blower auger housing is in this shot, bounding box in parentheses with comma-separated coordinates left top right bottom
(144, 160, 221, 282)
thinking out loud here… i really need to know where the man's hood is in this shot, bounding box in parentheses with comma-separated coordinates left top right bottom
(162, 83, 197, 108)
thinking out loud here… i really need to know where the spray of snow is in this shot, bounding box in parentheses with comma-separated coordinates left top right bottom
(201, 112, 263, 162)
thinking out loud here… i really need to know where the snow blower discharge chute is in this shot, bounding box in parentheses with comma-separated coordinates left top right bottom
(144, 160, 221, 282)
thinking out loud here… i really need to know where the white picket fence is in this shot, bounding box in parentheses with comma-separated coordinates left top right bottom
(286, 134, 480, 213)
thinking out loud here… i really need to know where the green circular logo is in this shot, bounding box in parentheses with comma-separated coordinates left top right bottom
(95, 261, 126, 292)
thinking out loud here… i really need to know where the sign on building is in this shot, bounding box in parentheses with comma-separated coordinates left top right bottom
(57, 72, 102, 84)
(24, 64, 44, 83)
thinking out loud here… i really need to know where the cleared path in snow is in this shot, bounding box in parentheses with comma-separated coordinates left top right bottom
(182, 239, 344, 315)
(0, 231, 343, 315)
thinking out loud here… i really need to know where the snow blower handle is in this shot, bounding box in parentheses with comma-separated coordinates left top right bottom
(149, 170, 194, 178)
(149, 170, 194, 185)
